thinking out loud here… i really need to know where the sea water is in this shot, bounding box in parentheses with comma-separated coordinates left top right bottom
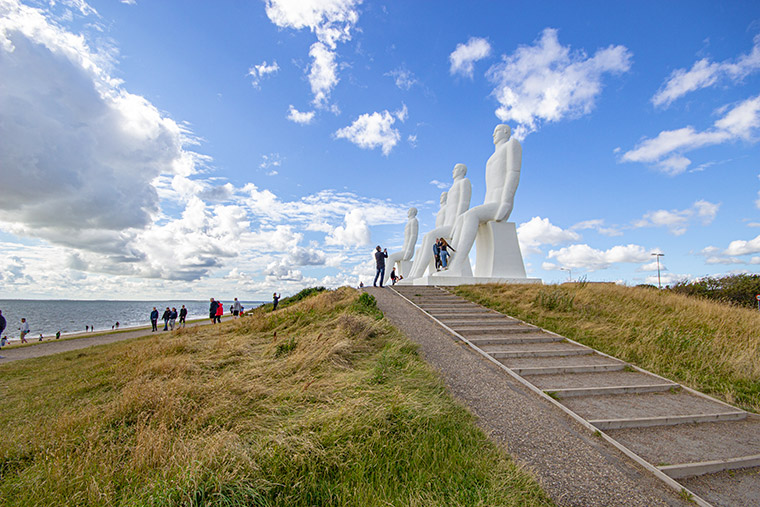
(0, 299, 265, 342)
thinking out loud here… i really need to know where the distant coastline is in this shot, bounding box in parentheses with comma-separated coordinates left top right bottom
(0, 299, 265, 342)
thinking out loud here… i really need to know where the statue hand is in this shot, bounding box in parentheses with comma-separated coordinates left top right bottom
(495, 204, 511, 222)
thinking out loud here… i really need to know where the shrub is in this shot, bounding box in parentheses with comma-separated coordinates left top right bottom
(668, 274, 760, 308)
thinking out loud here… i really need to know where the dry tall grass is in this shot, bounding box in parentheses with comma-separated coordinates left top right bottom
(454, 283, 760, 412)
(0, 288, 552, 507)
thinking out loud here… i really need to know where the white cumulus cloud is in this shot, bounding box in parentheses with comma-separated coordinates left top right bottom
(449, 36, 491, 78)
(325, 208, 370, 246)
(287, 105, 316, 124)
(264, 0, 360, 108)
(652, 35, 760, 108)
(486, 28, 631, 139)
(334, 109, 402, 155)
(248, 60, 279, 87)
(517, 217, 580, 254)
(621, 96, 760, 174)
(632, 200, 719, 235)
(546, 244, 651, 271)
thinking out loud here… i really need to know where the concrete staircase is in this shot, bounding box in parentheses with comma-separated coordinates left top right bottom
(392, 285, 760, 507)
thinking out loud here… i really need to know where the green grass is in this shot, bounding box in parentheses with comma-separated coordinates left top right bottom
(454, 283, 760, 413)
(0, 287, 553, 507)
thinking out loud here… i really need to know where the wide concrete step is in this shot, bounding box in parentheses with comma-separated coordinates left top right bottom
(513, 364, 626, 375)
(590, 412, 747, 430)
(529, 370, 674, 390)
(499, 354, 623, 369)
(489, 348, 593, 359)
(432, 312, 510, 318)
(563, 391, 740, 422)
(607, 418, 760, 471)
(437, 317, 522, 326)
(478, 341, 588, 354)
(455, 325, 540, 335)
(546, 383, 678, 398)
(659, 455, 760, 479)
(425, 307, 497, 313)
(468, 335, 564, 346)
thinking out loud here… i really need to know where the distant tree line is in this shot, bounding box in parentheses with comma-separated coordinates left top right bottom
(665, 274, 760, 309)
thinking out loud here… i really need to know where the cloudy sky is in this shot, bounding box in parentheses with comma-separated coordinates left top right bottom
(1, 0, 759, 299)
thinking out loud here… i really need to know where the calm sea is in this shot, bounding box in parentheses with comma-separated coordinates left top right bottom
(0, 299, 265, 342)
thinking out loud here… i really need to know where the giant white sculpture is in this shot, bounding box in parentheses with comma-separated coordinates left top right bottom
(405, 163, 471, 281)
(383, 207, 418, 285)
(413, 124, 539, 285)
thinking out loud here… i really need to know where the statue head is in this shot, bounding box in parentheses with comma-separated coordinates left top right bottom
(493, 124, 511, 144)
(439, 191, 448, 206)
(407, 207, 418, 218)
(453, 163, 467, 179)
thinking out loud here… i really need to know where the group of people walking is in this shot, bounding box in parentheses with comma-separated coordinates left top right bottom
(150, 305, 187, 332)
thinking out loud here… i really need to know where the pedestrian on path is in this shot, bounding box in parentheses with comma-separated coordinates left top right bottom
(373, 245, 388, 287)
(150, 307, 159, 332)
(161, 307, 171, 331)
(233, 298, 242, 317)
(179, 305, 187, 327)
(19, 318, 29, 343)
(209, 298, 218, 324)
(0, 310, 5, 343)
(169, 307, 178, 330)
(215, 300, 224, 323)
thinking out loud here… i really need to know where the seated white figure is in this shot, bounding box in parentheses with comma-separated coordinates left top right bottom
(383, 207, 418, 285)
(408, 163, 471, 280)
(444, 124, 521, 276)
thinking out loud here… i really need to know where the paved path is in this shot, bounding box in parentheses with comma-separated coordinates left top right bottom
(0, 320, 211, 364)
(367, 287, 689, 507)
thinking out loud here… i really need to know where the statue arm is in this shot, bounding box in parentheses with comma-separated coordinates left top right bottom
(456, 179, 472, 217)
(495, 141, 521, 222)
(402, 219, 419, 258)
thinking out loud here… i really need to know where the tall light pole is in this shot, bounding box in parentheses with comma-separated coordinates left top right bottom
(651, 253, 664, 289)
(560, 267, 572, 282)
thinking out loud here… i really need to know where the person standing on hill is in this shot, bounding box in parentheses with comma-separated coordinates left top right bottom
(233, 298, 242, 317)
(150, 307, 159, 332)
(161, 307, 171, 331)
(179, 305, 187, 327)
(0, 310, 5, 343)
(215, 300, 224, 323)
(272, 293, 280, 311)
(373, 245, 388, 287)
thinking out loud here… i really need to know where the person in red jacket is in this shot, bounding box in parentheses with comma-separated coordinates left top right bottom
(215, 299, 224, 323)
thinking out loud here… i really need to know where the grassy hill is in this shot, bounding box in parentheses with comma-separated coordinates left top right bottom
(454, 282, 760, 413)
(0, 288, 553, 507)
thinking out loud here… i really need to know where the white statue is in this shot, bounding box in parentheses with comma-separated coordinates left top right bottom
(384, 207, 418, 284)
(445, 124, 521, 276)
(408, 164, 471, 280)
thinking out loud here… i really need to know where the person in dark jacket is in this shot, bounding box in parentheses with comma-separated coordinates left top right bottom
(150, 307, 159, 332)
(373, 245, 388, 287)
(272, 293, 281, 311)
(179, 305, 187, 327)
(209, 298, 219, 324)
(161, 307, 171, 331)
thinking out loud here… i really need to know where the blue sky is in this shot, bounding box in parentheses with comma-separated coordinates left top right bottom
(1, 0, 759, 299)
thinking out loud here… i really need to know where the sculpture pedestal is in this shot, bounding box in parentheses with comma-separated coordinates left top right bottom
(411, 221, 540, 286)
(474, 221, 526, 278)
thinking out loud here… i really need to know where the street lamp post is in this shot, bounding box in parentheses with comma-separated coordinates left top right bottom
(560, 267, 572, 282)
(651, 253, 664, 289)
